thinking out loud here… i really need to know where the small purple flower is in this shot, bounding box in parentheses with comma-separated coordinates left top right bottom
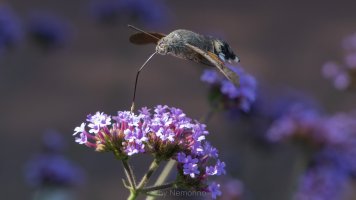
(215, 160, 226, 175)
(206, 160, 226, 176)
(75, 132, 88, 145)
(178, 154, 200, 178)
(138, 106, 151, 118)
(87, 112, 111, 134)
(202, 142, 219, 158)
(208, 182, 222, 199)
(125, 142, 145, 156)
(73, 122, 86, 136)
(183, 162, 200, 178)
(177, 152, 187, 163)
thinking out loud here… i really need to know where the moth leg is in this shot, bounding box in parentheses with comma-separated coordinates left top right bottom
(185, 43, 240, 87)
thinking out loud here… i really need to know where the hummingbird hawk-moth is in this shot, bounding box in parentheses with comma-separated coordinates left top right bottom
(128, 25, 241, 112)
(128, 25, 240, 86)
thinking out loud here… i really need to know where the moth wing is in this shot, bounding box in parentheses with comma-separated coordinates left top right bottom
(185, 43, 240, 87)
(129, 32, 166, 45)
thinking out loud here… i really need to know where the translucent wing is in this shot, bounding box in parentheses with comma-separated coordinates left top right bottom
(129, 32, 166, 45)
(185, 43, 240, 87)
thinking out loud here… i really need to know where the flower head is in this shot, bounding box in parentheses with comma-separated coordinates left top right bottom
(74, 105, 226, 197)
(266, 104, 322, 145)
(25, 131, 84, 188)
(201, 65, 257, 113)
(25, 154, 85, 188)
(268, 107, 356, 198)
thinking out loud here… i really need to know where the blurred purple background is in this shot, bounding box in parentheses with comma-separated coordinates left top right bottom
(1, 0, 356, 199)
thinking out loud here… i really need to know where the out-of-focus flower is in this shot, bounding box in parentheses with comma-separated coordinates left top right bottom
(25, 154, 84, 188)
(201, 65, 257, 113)
(89, 0, 169, 27)
(322, 62, 351, 90)
(268, 108, 356, 199)
(266, 104, 323, 145)
(0, 5, 22, 54)
(27, 12, 70, 49)
(74, 105, 225, 199)
(322, 32, 356, 90)
(294, 164, 349, 200)
(25, 131, 84, 188)
(219, 178, 244, 200)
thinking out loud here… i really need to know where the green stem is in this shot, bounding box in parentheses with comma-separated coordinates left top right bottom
(127, 189, 138, 200)
(137, 158, 161, 189)
(122, 159, 136, 189)
(145, 160, 176, 200)
(154, 159, 176, 186)
(142, 182, 175, 193)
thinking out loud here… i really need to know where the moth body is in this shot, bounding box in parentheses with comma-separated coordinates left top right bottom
(128, 25, 241, 86)
(156, 29, 239, 65)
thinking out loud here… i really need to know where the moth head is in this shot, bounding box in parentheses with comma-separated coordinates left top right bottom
(213, 40, 240, 63)
(156, 39, 169, 55)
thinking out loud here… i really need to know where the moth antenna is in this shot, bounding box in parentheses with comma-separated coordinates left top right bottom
(131, 51, 157, 113)
(127, 24, 161, 41)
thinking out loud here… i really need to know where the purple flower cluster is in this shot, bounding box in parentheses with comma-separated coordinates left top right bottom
(89, 0, 169, 27)
(267, 106, 356, 199)
(201, 65, 257, 112)
(74, 105, 225, 199)
(322, 33, 356, 90)
(266, 104, 322, 144)
(25, 131, 84, 188)
(25, 154, 84, 187)
(294, 164, 349, 200)
(0, 5, 22, 54)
